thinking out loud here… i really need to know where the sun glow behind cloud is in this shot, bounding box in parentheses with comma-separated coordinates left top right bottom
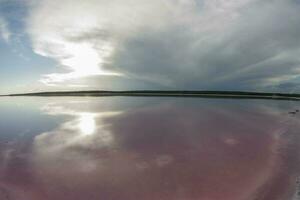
(27, 0, 124, 86)
(39, 40, 121, 86)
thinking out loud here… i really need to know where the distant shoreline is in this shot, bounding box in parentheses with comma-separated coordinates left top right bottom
(1, 90, 300, 101)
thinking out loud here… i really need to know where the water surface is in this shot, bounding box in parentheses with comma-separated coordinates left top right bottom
(0, 97, 300, 200)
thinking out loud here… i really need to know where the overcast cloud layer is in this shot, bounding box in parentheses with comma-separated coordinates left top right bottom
(26, 0, 300, 91)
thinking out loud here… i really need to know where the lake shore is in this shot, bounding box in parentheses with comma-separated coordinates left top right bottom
(1, 90, 300, 101)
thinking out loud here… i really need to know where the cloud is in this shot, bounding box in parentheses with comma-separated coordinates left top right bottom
(26, 0, 300, 91)
(0, 17, 10, 42)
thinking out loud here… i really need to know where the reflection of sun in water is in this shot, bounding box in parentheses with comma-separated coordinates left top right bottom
(79, 113, 96, 135)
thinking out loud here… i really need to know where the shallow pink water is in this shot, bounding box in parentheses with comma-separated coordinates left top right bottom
(0, 97, 300, 200)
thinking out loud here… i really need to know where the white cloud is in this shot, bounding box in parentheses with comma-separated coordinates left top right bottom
(26, 0, 300, 91)
(27, 0, 179, 83)
(0, 17, 10, 42)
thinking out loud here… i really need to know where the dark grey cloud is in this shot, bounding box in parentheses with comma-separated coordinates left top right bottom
(104, 0, 300, 91)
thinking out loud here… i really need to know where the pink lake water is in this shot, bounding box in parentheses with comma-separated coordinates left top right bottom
(0, 97, 300, 200)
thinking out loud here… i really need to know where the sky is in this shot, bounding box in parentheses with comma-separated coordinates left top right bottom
(1, 0, 300, 94)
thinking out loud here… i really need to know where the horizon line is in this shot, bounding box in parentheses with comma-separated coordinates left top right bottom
(1, 90, 300, 101)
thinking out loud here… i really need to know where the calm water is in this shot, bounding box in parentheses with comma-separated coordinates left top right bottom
(0, 97, 300, 200)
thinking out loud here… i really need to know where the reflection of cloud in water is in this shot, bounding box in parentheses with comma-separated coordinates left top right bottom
(36, 101, 121, 150)
(78, 113, 96, 135)
(33, 101, 122, 176)
(27, 99, 300, 200)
